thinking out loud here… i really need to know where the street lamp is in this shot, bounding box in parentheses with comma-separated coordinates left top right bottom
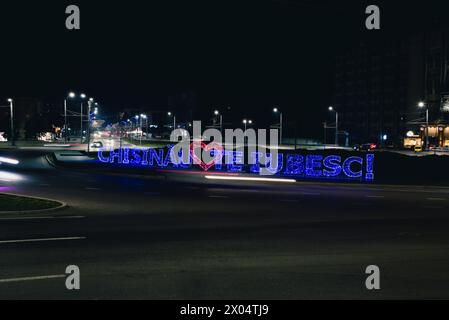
(7, 99, 14, 146)
(243, 119, 253, 131)
(418, 101, 429, 149)
(273, 107, 283, 145)
(168, 112, 176, 129)
(80, 94, 87, 142)
(214, 110, 223, 134)
(141, 114, 148, 138)
(64, 92, 76, 142)
(328, 106, 339, 146)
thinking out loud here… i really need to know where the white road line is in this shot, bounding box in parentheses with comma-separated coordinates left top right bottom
(366, 195, 385, 199)
(0, 216, 84, 221)
(0, 274, 66, 283)
(85, 187, 100, 191)
(0, 237, 86, 244)
(426, 198, 446, 201)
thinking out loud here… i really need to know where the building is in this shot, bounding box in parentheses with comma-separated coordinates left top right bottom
(333, 29, 449, 148)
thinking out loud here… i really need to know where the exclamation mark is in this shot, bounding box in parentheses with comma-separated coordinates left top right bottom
(365, 154, 374, 181)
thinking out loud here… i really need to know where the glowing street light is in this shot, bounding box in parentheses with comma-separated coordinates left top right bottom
(167, 112, 176, 129)
(80, 94, 87, 141)
(328, 106, 338, 146)
(243, 119, 252, 131)
(418, 101, 429, 149)
(214, 110, 223, 133)
(64, 92, 77, 142)
(273, 107, 283, 145)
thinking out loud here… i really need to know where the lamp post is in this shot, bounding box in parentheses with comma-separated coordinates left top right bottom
(7, 99, 14, 146)
(273, 107, 283, 145)
(87, 98, 94, 153)
(64, 92, 76, 142)
(168, 112, 176, 130)
(418, 101, 429, 150)
(243, 119, 253, 131)
(143, 114, 148, 138)
(214, 110, 223, 134)
(329, 106, 339, 146)
(80, 93, 86, 142)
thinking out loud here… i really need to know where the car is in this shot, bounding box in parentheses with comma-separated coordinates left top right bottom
(414, 145, 423, 152)
(353, 143, 377, 152)
(90, 141, 103, 148)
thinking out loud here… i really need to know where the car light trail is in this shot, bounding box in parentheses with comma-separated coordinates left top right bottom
(0, 171, 22, 182)
(0, 157, 19, 165)
(204, 175, 297, 183)
(43, 144, 71, 147)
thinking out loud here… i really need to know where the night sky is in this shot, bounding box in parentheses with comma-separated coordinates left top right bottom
(1, 1, 449, 138)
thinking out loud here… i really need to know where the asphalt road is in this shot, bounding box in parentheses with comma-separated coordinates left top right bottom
(1, 150, 449, 299)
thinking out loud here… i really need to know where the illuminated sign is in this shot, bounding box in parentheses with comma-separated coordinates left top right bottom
(98, 147, 375, 181)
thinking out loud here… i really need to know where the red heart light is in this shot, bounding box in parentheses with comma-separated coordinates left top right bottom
(190, 141, 224, 171)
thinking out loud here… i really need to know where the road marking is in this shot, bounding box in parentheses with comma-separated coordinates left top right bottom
(85, 187, 100, 191)
(426, 198, 446, 201)
(0, 236, 86, 244)
(0, 274, 66, 283)
(365, 195, 385, 199)
(208, 195, 230, 199)
(0, 216, 84, 221)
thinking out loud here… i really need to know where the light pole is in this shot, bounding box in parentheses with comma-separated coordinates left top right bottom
(64, 92, 76, 142)
(418, 101, 429, 150)
(7, 99, 14, 146)
(80, 93, 86, 142)
(243, 119, 253, 131)
(142, 114, 148, 139)
(273, 108, 283, 145)
(134, 115, 140, 140)
(168, 112, 176, 130)
(87, 98, 94, 153)
(214, 110, 223, 134)
(329, 106, 338, 146)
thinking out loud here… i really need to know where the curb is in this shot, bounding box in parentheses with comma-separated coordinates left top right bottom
(0, 193, 68, 215)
